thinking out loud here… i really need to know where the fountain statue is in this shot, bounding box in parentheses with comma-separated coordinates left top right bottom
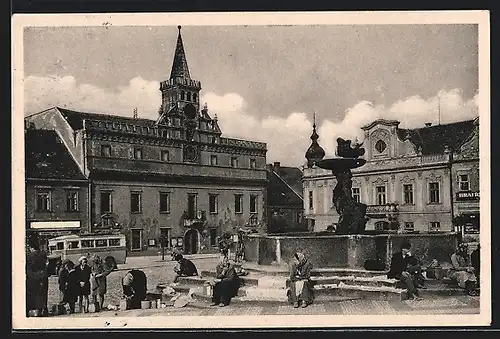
(315, 138, 368, 235)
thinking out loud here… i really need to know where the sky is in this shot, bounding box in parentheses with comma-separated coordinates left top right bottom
(23, 24, 479, 167)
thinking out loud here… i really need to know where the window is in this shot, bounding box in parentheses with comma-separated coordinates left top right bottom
(230, 157, 239, 168)
(159, 228, 171, 248)
(308, 191, 314, 210)
(352, 187, 360, 203)
(458, 174, 470, 191)
(56, 242, 64, 250)
(100, 192, 112, 213)
(186, 92, 191, 101)
(210, 229, 218, 247)
(101, 144, 111, 157)
(209, 194, 218, 214)
(404, 222, 415, 231)
(375, 140, 387, 153)
(430, 221, 441, 231)
(109, 238, 121, 247)
(250, 195, 258, 213)
(376, 186, 386, 205)
(130, 192, 142, 213)
(81, 240, 94, 248)
(234, 194, 243, 214)
(95, 239, 108, 247)
(68, 241, 79, 249)
(210, 155, 218, 166)
(249, 158, 256, 169)
(133, 147, 142, 160)
(180, 91, 185, 100)
(159, 193, 170, 213)
(193, 93, 198, 102)
(161, 150, 170, 162)
(296, 212, 303, 223)
(429, 182, 440, 203)
(403, 184, 414, 205)
(66, 191, 79, 212)
(36, 191, 51, 212)
(187, 194, 197, 218)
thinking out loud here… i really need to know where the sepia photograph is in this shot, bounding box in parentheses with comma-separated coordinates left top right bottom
(11, 11, 490, 329)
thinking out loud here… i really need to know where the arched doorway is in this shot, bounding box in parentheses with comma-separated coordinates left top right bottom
(184, 229, 199, 254)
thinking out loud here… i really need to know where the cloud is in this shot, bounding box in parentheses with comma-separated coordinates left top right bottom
(24, 75, 161, 119)
(24, 75, 479, 167)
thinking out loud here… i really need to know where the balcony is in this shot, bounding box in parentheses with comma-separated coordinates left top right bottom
(183, 210, 206, 227)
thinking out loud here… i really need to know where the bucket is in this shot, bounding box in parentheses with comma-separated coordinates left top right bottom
(150, 300, 157, 309)
(205, 284, 213, 296)
(119, 299, 129, 311)
(141, 300, 151, 310)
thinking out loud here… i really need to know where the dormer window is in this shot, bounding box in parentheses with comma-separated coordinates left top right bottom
(375, 140, 387, 153)
(193, 93, 197, 102)
(180, 91, 185, 100)
(186, 92, 191, 101)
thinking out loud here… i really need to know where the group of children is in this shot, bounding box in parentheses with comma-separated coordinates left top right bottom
(57, 254, 112, 314)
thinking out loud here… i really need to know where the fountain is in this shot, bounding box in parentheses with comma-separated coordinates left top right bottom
(315, 137, 368, 235)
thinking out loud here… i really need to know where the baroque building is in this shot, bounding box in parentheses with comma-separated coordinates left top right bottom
(25, 26, 267, 254)
(303, 118, 478, 234)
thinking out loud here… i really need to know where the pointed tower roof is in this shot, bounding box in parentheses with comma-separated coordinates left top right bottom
(170, 26, 191, 80)
(305, 113, 325, 168)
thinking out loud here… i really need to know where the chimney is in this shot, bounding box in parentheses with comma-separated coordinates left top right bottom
(424, 122, 432, 127)
(273, 162, 280, 172)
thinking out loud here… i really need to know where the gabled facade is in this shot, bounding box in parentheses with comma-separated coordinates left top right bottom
(303, 118, 477, 234)
(24, 126, 90, 249)
(266, 162, 305, 233)
(25, 26, 267, 254)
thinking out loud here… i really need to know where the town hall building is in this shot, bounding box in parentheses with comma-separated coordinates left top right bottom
(25, 26, 268, 254)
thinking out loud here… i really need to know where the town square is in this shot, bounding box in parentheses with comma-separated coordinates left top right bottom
(12, 12, 490, 328)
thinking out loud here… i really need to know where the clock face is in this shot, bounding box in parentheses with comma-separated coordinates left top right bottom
(183, 104, 197, 120)
(184, 145, 197, 162)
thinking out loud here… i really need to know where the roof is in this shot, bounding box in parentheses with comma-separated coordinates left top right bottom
(267, 166, 303, 207)
(25, 129, 87, 181)
(170, 26, 191, 80)
(57, 107, 155, 130)
(396, 120, 476, 155)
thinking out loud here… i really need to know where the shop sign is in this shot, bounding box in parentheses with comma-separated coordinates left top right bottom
(456, 191, 479, 201)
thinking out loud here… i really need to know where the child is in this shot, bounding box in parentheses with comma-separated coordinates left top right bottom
(60, 260, 79, 314)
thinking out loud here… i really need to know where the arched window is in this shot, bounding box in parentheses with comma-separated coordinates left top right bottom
(186, 92, 191, 101)
(193, 93, 197, 102)
(375, 140, 387, 153)
(180, 91, 185, 100)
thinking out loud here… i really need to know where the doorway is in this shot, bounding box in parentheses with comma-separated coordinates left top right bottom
(131, 229, 142, 251)
(184, 229, 199, 254)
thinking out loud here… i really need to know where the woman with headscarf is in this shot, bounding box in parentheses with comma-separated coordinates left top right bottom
(449, 243, 478, 296)
(288, 251, 314, 308)
(210, 253, 240, 307)
(25, 231, 49, 317)
(75, 255, 91, 313)
(89, 254, 113, 312)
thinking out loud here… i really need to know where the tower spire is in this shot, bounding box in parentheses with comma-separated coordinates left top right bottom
(170, 25, 191, 80)
(305, 112, 325, 168)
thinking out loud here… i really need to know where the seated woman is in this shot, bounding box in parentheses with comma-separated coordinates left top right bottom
(210, 254, 240, 307)
(173, 254, 198, 283)
(449, 243, 478, 296)
(288, 251, 314, 308)
(122, 269, 148, 309)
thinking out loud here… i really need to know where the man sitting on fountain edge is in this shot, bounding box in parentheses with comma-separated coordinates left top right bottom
(387, 240, 424, 300)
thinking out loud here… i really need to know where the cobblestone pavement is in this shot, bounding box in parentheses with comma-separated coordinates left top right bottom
(57, 295, 480, 318)
(47, 256, 218, 308)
